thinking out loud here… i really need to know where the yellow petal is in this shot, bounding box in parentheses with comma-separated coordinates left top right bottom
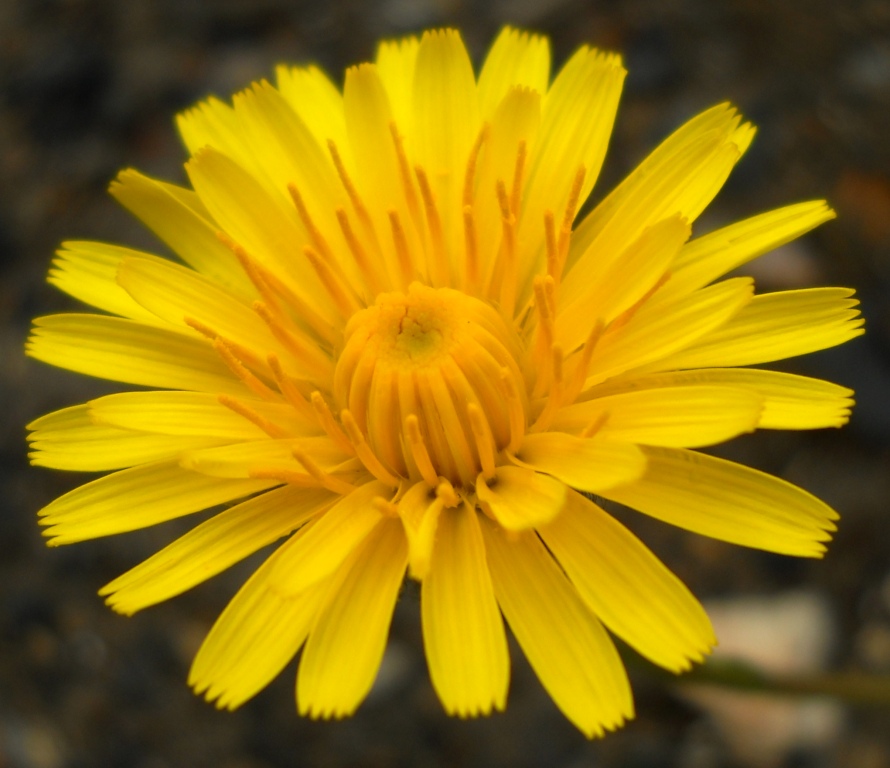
(665, 201, 836, 296)
(89, 390, 313, 438)
(539, 490, 715, 672)
(100, 486, 335, 615)
(585, 277, 754, 385)
(116, 255, 290, 365)
(479, 514, 633, 738)
(266, 481, 388, 596)
(27, 403, 223, 471)
(375, 35, 419, 134)
(518, 47, 625, 294)
(473, 85, 542, 287)
(412, 29, 481, 268)
(476, 27, 550, 119)
(604, 446, 839, 556)
(475, 464, 567, 531)
(649, 287, 864, 370)
(180, 437, 348, 479)
(397, 480, 444, 580)
(26, 314, 246, 395)
(185, 148, 332, 319)
(176, 95, 246, 161)
(47, 242, 173, 322)
(565, 104, 752, 302)
(583, 368, 854, 430)
(514, 432, 646, 493)
(297, 519, 407, 718)
(421, 502, 509, 716)
(189, 530, 331, 710)
(558, 215, 690, 351)
(38, 462, 276, 544)
(275, 64, 350, 154)
(343, 62, 422, 287)
(552, 385, 763, 447)
(109, 170, 252, 296)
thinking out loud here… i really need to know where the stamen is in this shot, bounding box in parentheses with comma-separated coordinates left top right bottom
(558, 165, 586, 261)
(248, 467, 320, 487)
(340, 409, 401, 486)
(467, 403, 497, 481)
(435, 478, 460, 508)
(387, 210, 415, 289)
(288, 183, 333, 260)
(303, 245, 360, 318)
(212, 338, 279, 401)
(610, 272, 672, 332)
(581, 411, 610, 439)
(566, 318, 605, 402)
(544, 210, 558, 281)
(463, 205, 479, 290)
(529, 345, 564, 433)
(335, 208, 384, 296)
(499, 367, 526, 454)
(228, 241, 338, 345)
(292, 448, 358, 495)
(414, 165, 447, 285)
(328, 139, 382, 255)
(510, 140, 528, 217)
(463, 124, 489, 207)
(496, 179, 517, 317)
(389, 122, 423, 233)
(405, 414, 440, 487)
(218, 394, 290, 438)
(266, 354, 315, 421)
(372, 496, 400, 518)
(252, 302, 332, 380)
(310, 391, 355, 455)
(532, 276, 556, 396)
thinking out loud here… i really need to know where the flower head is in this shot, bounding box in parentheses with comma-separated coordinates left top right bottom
(27, 28, 863, 737)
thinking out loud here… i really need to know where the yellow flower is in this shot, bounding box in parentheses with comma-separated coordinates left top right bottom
(27, 28, 863, 737)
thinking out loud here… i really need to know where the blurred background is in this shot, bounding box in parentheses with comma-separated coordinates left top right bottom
(2, 0, 890, 766)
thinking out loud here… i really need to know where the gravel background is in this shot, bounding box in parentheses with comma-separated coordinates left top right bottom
(2, 1, 890, 767)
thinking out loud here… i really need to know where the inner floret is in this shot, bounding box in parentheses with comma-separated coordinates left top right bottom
(335, 282, 529, 488)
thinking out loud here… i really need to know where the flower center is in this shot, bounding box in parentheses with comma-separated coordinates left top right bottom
(334, 282, 528, 488)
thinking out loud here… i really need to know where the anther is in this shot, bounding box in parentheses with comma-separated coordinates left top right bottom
(405, 414, 440, 487)
(292, 448, 358, 495)
(544, 210, 558, 281)
(340, 409, 401, 487)
(310, 391, 355, 455)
